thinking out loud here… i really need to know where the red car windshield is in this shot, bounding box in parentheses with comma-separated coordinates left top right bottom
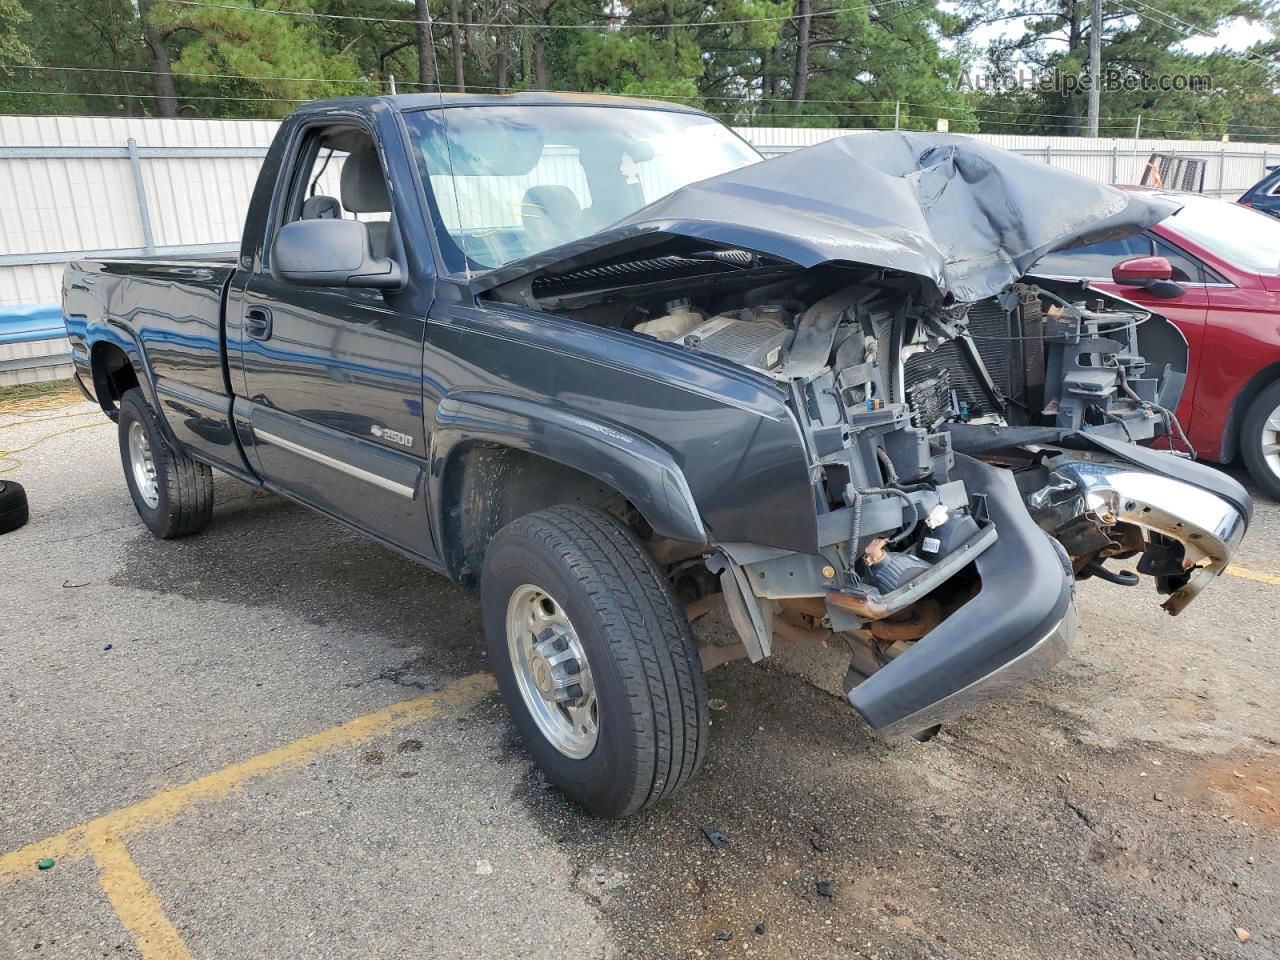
(1166, 194, 1280, 275)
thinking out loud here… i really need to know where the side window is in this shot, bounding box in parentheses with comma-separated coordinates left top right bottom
(1032, 234, 1151, 279)
(1151, 236, 1204, 283)
(278, 127, 395, 258)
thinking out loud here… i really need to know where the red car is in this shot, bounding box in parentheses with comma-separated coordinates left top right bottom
(1033, 189, 1280, 499)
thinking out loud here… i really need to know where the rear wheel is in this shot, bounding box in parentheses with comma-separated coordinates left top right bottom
(1241, 381, 1280, 501)
(482, 505, 708, 817)
(117, 388, 214, 538)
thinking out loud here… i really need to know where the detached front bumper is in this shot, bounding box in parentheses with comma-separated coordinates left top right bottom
(849, 603, 1078, 738)
(846, 456, 1078, 737)
(848, 450, 1248, 738)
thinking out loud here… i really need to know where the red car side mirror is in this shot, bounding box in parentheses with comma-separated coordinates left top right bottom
(1112, 255, 1173, 285)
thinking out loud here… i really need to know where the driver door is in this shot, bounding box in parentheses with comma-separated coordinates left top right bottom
(229, 121, 436, 560)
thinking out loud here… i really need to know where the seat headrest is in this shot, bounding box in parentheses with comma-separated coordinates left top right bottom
(521, 186, 583, 250)
(301, 195, 342, 220)
(341, 147, 390, 214)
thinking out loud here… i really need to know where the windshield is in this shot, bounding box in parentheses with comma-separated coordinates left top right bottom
(404, 105, 760, 274)
(1166, 193, 1280, 274)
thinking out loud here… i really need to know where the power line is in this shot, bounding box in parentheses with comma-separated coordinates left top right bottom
(0, 64, 1144, 120)
(161, 0, 914, 31)
(0, 62, 372, 87)
(0, 85, 1159, 131)
(1117, 0, 1280, 74)
(0, 87, 310, 103)
(0, 66, 1241, 127)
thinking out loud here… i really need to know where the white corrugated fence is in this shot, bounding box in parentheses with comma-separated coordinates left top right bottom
(2, 112, 1278, 384)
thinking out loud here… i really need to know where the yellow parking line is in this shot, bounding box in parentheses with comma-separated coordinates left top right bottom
(0, 671, 495, 890)
(92, 835, 196, 960)
(1226, 565, 1280, 586)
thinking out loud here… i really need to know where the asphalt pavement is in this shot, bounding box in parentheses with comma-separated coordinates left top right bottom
(1, 387, 1276, 959)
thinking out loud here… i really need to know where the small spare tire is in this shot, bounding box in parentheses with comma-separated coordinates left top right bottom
(0, 480, 30, 534)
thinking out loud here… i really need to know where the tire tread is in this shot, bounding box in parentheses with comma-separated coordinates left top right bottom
(493, 505, 707, 816)
(119, 388, 214, 538)
(1241, 380, 1280, 501)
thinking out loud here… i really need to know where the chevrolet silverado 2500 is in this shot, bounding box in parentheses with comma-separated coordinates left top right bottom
(63, 94, 1251, 817)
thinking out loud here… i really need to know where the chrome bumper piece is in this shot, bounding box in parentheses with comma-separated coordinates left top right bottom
(1044, 458, 1249, 614)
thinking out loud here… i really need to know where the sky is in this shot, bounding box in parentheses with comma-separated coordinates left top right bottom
(1177, 16, 1269, 53)
(960, 10, 1270, 57)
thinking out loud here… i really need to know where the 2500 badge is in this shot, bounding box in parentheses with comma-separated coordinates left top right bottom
(370, 424, 414, 448)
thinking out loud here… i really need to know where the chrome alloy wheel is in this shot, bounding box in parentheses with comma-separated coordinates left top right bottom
(128, 420, 160, 509)
(505, 584, 599, 759)
(1262, 401, 1280, 480)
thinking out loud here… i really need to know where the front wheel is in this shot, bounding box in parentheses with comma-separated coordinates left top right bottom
(482, 506, 708, 817)
(117, 388, 214, 539)
(1240, 380, 1280, 501)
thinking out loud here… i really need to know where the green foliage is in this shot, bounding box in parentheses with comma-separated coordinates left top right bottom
(1, 0, 1278, 141)
(0, 0, 148, 115)
(769, 1, 977, 130)
(149, 0, 372, 115)
(0, 0, 33, 64)
(957, 0, 1280, 140)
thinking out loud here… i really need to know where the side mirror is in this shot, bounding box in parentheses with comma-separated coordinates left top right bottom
(1111, 255, 1173, 284)
(271, 219, 403, 290)
(1111, 255, 1183, 299)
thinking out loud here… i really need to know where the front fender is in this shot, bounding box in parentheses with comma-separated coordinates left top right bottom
(431, 390, 707, 545)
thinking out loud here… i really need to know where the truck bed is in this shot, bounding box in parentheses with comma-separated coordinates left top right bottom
(62, 257, 248, 477)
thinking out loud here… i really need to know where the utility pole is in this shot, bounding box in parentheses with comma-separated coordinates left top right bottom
(1088, 0, 1102, 137)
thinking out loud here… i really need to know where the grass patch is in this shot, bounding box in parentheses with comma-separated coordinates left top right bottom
(0, 379, 82, 412)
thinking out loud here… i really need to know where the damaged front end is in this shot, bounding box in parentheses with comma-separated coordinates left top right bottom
(482, 130, 1251, 739)
(701, 277, 1248, 738)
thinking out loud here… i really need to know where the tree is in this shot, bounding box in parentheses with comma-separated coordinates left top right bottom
(147, 0, 371, 115)
(137, 0, 179, 117)
(792, 0, 810, 102)
(955, 0, 1279, 139)
(449, 0, 465, 90)
(0, 0, 150, 116)
(755, 0, 977, 130)
(415, 0, 436, 89)
(0, 0, 34, 64)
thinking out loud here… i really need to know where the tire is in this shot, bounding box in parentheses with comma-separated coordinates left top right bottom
(1240, 380, 1280, 501)
(117, 388, 214, 539)
(482, 505, 708, 817)
(0, 480, 29, 534)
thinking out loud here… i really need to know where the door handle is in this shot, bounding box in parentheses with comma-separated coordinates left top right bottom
(245, 306, 273, 341)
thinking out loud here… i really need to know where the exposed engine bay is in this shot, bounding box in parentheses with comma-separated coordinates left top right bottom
(489, 240, 1249, 736)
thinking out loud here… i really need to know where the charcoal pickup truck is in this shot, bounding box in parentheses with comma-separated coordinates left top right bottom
(64, 94, 1250, 817)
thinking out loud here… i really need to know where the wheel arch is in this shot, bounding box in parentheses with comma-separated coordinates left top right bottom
(1221, 359, 1280, 463)
(86, 326, 183, 451)
(431, 392, 708, 586)
(88, 340, 139, 419)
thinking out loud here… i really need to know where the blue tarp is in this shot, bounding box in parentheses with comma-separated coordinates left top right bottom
(0, 303, 65, 345)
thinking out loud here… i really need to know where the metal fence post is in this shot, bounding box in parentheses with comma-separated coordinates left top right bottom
(1111, 143, 1118, 183)
(126, 137, 156, 256)
(1218, 146, 1226, 198)
(1045, 143, 1052, 165)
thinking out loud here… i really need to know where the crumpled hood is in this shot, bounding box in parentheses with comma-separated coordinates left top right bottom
(478, 131, 1181, 303)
